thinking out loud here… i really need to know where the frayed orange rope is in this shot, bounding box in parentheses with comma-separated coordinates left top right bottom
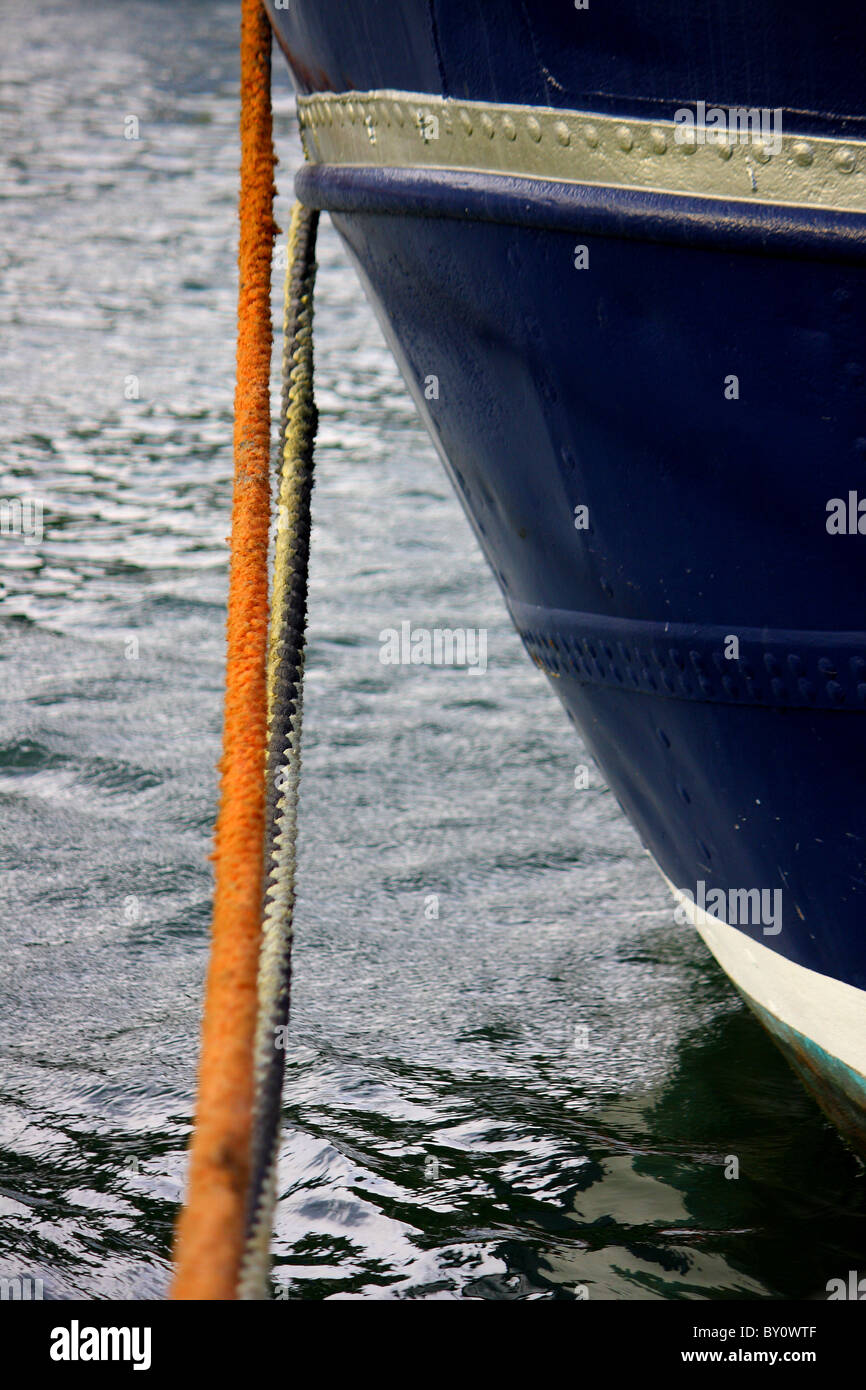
(171, 0, 277, 1300)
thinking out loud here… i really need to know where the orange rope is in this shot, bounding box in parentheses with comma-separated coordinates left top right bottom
(171, 0, 277, 1300)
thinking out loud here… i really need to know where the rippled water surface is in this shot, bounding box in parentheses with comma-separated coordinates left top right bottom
(1, 0, 864, 1300)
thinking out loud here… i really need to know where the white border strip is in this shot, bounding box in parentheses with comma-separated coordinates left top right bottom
(664, 874, 866, 1080)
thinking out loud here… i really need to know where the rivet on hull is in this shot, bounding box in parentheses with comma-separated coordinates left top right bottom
(297, 91, 866, 214)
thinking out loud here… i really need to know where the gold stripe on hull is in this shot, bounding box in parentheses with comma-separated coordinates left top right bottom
(298, 90, 866, 214)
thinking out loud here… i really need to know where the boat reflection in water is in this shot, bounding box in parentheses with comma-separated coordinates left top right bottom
(539, 1003, 864, 1299)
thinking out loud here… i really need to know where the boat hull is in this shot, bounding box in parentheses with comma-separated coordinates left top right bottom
(266, 1, 866, 1154)
(267, 0, 866, 140)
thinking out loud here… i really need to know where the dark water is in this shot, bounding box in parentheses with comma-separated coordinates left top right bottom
(0, 0, 863, 1301)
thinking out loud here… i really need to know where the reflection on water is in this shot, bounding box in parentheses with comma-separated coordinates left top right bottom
(0, 0, 863, 1299)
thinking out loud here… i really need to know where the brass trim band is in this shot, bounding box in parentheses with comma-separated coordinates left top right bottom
(297, 90, 866, 214)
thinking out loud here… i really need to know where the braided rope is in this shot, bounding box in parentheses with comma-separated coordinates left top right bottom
(238, 202, 319, 1299)
(171, 0, 277, 1300)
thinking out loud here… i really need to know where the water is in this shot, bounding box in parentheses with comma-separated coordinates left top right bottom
(0, 0, 863, 1301)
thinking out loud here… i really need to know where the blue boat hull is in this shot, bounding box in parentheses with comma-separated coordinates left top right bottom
(266, 0, 866, 1153)
(267, 0, 866, 140)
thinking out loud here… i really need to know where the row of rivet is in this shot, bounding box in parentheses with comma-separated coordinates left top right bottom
(521, 629, 866, 709)
(298, 97, 862, 174)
